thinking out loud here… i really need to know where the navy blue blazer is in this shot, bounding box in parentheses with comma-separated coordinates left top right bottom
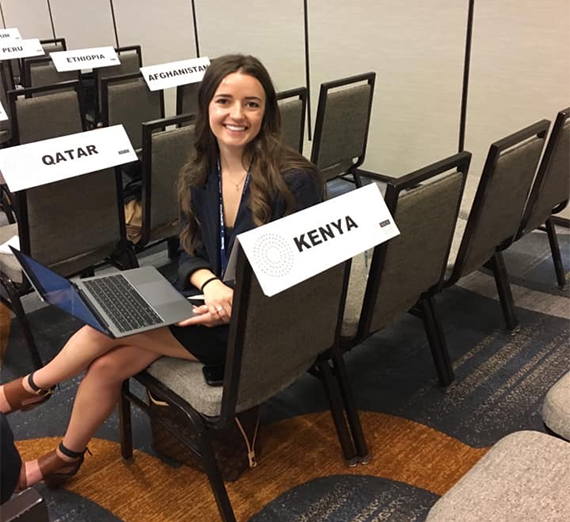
(176, 168, 323, 292)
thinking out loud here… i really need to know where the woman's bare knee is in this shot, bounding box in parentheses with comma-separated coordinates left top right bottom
(85, 351, 129, 385)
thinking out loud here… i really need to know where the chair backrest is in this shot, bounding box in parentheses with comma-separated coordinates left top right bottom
(448, 120, 550, 285)
(95, 45, 142, 117)
(354, 153, 470, 340)
(101, 72, 164, 150)
(0, 61, 13, 138)
(519, 108, 570, 236)
(22, 56, 78, 90)
(277, 87, 307, 153)
(140, 113, 196, 247)
(175, 82, 199, 117)
(8, 81, 85, 145)
(15, 168, 125, 276)
(219, 248, 350, 422)
(311, 72, 376, 182)
(40, 37, 67, 54)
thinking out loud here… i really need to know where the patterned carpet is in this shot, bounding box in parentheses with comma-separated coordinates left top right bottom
(1, 226, 568, 522)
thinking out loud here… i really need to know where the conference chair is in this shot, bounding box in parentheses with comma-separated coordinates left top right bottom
(40, 37, 67, 54)
(175, 82, 199, 119)
(101, 72, 164, 151)
(445, 120, 551, 331)
(94, 45, 142, 123)
(0, 61, 13, 147)
(137, 113, 196, 253)
(8, 80, 86, 145)
(119, 251, 362, 522)
(515, 107, 570, 289)
(0, 488, 49, 522)
(21, 56, 79, 90)
(277, 87, 307, 153)
(0, 167, 134, 369)
(311, 72, 376, 185)
(342, 153, 471, 401)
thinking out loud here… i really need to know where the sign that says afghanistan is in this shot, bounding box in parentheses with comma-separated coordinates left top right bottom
(0, 38, 44, 59)
(141, 56, 210, 91)
(0, 125, 137, 192)
(50, 46, 119, 72)
(227, 183, 400, 297)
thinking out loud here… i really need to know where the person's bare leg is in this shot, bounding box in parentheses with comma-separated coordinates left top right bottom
(21, 327, 197, 486)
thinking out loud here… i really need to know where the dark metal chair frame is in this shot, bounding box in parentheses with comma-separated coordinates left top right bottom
(138, 112, 196, 254)
(515, 108, 570, 289)
(310, 72, 376, 186)
(100, 71, 165, 134)
(175, 82, 199, 117)
(276, 86, 308, 153)
(444, 120, 551, 331)
(94, 45, 143, 124)
(344, 152, 471, 390)
(8, 80, 87, 145)
(119, 251, 365, 522)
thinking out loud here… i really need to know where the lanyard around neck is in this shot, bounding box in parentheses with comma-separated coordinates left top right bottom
(217, 158, 251, 276)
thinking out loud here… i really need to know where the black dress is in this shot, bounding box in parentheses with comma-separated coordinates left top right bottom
(169, 168, 323, 365)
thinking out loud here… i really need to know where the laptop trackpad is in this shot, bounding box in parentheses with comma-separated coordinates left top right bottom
(138, 281, 180, 306)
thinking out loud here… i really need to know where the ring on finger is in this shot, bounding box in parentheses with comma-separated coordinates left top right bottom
(216, 306, 223, 312)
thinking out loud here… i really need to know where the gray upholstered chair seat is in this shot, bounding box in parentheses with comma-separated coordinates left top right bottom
(146, 357, 223, 417)
(426, 430, 570, 522)
(341, 252, 369, 338)
(0, 223, 22, 283)
(543, 371, 570, 441)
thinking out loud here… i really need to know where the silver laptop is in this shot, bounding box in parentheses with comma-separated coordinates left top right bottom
(11, 247, 196, 338)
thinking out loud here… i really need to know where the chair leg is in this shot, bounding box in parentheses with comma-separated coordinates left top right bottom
(315, 361, 358, 465)
(119, 380, 133, 460)
(488, 251, 519, 332)
(331, 353, 370, 463)
(545, 218, 567, 289)
(0, 275, 43, 369)
(194, 423, 237, 522)
(420, 296, 455, 387)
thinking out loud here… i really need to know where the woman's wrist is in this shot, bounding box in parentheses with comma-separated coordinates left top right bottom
(200, 276, 220, 292)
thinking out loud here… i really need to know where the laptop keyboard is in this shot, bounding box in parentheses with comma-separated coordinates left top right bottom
(82, 274, 163, 333)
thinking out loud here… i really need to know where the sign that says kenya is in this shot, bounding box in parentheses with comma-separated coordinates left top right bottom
(50, 46, 120, 72)
(141, 57, 210, 91)
(227, 184, 400, 297)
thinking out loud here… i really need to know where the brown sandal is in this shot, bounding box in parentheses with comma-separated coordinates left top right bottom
(1, 373, 55, 414)
(20, 442, 89, 490)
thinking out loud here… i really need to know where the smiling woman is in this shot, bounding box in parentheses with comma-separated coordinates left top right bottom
(0, 54, 325, 491)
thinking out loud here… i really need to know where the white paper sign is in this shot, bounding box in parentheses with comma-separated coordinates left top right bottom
(0, 28, 22, 40)
(0, 38, 44, 59)
(0, 100, 8, 122)
(141, 57, 210, 91)
(0, 234, 19, 253)
(229, 183, 400, 297)
(0, 125, 137, 192)
(50, 46, 119, 72)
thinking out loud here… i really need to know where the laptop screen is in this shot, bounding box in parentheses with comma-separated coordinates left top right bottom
(14, 250, 106, 333)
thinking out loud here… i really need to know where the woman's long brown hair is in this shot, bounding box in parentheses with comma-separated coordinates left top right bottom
(178, 54, 320, 254)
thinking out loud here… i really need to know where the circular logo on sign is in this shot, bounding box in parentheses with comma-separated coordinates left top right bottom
(252, 233, 295, 278)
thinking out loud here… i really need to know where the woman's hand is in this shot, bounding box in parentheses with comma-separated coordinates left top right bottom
(177, 305, 224, 328)
(202, 279, 233, 323)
